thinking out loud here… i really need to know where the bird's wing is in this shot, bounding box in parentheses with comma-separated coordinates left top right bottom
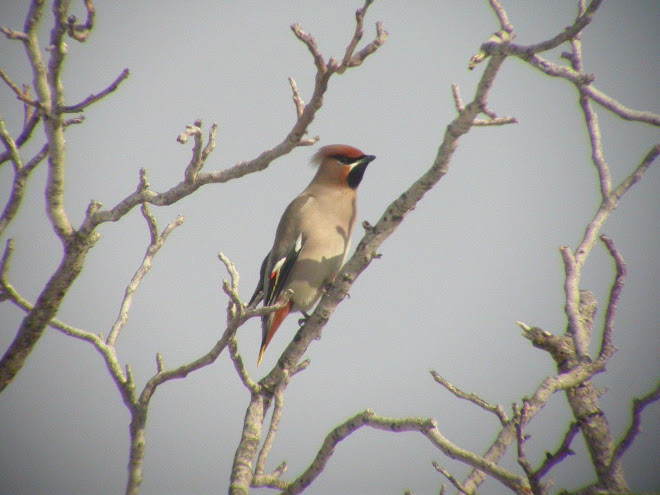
(265, 232, 304, 306)
(248, 253, 269, 306)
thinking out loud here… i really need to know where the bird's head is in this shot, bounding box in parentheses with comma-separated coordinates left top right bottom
(311, 144, 376, 189)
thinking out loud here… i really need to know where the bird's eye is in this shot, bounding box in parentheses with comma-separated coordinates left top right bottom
(333, 155, 358, 165)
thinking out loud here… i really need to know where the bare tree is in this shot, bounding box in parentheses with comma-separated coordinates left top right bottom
(0, 1, 657, 494)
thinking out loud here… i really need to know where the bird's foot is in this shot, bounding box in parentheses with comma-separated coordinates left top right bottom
(298, 311, 311, 326)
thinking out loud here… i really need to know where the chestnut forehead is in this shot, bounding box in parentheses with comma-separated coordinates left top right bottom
(318, 144, 364, 159)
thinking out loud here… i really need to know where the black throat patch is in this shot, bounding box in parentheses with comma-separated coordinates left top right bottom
(347, 161, 370, 189)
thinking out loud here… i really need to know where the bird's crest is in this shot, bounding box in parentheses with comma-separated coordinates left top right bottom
(311, 144, 365, 166)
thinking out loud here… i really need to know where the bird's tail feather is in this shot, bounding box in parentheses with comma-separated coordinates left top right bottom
(257, 300, 293, 366)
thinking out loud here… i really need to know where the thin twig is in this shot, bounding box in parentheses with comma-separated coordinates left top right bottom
(228, 337, 259, 393)
(0, 142, 49, 236)
(0, 67, 41, 109)
(535, 421, 579, 480)
(451, 84, 464, 112)
(0, 111, 40, 167)
(573, 145, 658, 271)
(431, 371, 508, 425)
(66, 0, 95, 42)
(598, 235, 626, 359)
(106, 211, 184, 347)
(1, 26, 28, 42)
(201, 122, 217, 161)
(431, 462, 470, 494)
(610, 380, 660, 467)
(283, 410, 530, 495)
(60, 68, 129, 112)
(288, 77, 305, 119)
(339, 0, 372, 70)
(218, 252, 242, 319)
(255, 370, 291, 475)
(290, 24, 326, 73)
(0, 117, 23, 171)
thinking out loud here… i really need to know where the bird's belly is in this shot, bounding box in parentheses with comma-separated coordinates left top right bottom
(286, 251, 344, 310)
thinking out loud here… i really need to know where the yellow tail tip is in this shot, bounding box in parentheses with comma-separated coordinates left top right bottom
(257, 345, 266, 367)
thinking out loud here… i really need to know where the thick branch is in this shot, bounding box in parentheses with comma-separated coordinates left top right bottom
(259, 52, 508, 396)
(0, 231, 98, 392)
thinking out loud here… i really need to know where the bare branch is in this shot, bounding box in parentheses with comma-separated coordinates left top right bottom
(514, 0, 602, 55)
(218, 251, 243, 321)
(66, 0, 95, 42)
(610, 381, 660, 468)
(0, 273, 133, 404)
(431, 371, 508, 425)
(284, 410, 530, 495)
(580, 85, 660, 126)
(452, 83, 517, 126)
(228, 337, 259, 393)
(610, 144, 659, 203)
(0, 117, 23, 172)
(0, 67, 41, 109)
(451, 84, 464, 112)
(288, 77, 305, 119)
(431, 462, 470, 495)
(513, 404, 538, 491)
(202, 122, 217, 161)
(598, 235, 626, 359)
(535, 421, 579, 480)
(1, 26, 28, 42)
(348, 19, 387, 69)
(251, 472, 288, 490)
(290, 24, 326, 73)
(0, 142, 49, 236)
(0, 239, 16, 290)
(178, 119, 205, 183)
(0, 111, 40, 167)
(463, 353, 611, 491)
(81, 8, 385, 234)
(487, 0, 514, 34)
(572, 145, 658, 271)
(258, 51, 510, 399)
(60, 67, 129, 113)
(340, 1, 388, 72)
(106, 212, 184, 347)
(0, 231, 98, 392)
(560, 246, 589, 360)
(339, 0, 372, 70)
(255, 370, 291, 477)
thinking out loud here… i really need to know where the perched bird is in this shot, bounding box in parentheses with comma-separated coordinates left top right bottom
(249, 144, 376, 365)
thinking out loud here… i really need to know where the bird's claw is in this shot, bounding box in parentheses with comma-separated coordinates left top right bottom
(298, 311, 311, 326)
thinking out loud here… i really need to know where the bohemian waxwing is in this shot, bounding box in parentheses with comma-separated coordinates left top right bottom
(249, 144, 376, 365)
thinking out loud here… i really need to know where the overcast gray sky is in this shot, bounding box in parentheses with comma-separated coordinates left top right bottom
(1, 1, 658, 494)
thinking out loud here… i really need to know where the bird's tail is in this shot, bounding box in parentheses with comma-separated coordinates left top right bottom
(257, 300, 293, 366)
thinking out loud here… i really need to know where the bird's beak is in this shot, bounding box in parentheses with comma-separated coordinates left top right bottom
(346, 154, 376, 189)
(360, 155, 376, 165)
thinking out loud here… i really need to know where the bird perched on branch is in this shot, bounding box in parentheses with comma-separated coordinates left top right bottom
(249, 144, 376, 365)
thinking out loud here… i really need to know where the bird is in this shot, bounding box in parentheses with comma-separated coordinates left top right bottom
(249, 144, 376, 366)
